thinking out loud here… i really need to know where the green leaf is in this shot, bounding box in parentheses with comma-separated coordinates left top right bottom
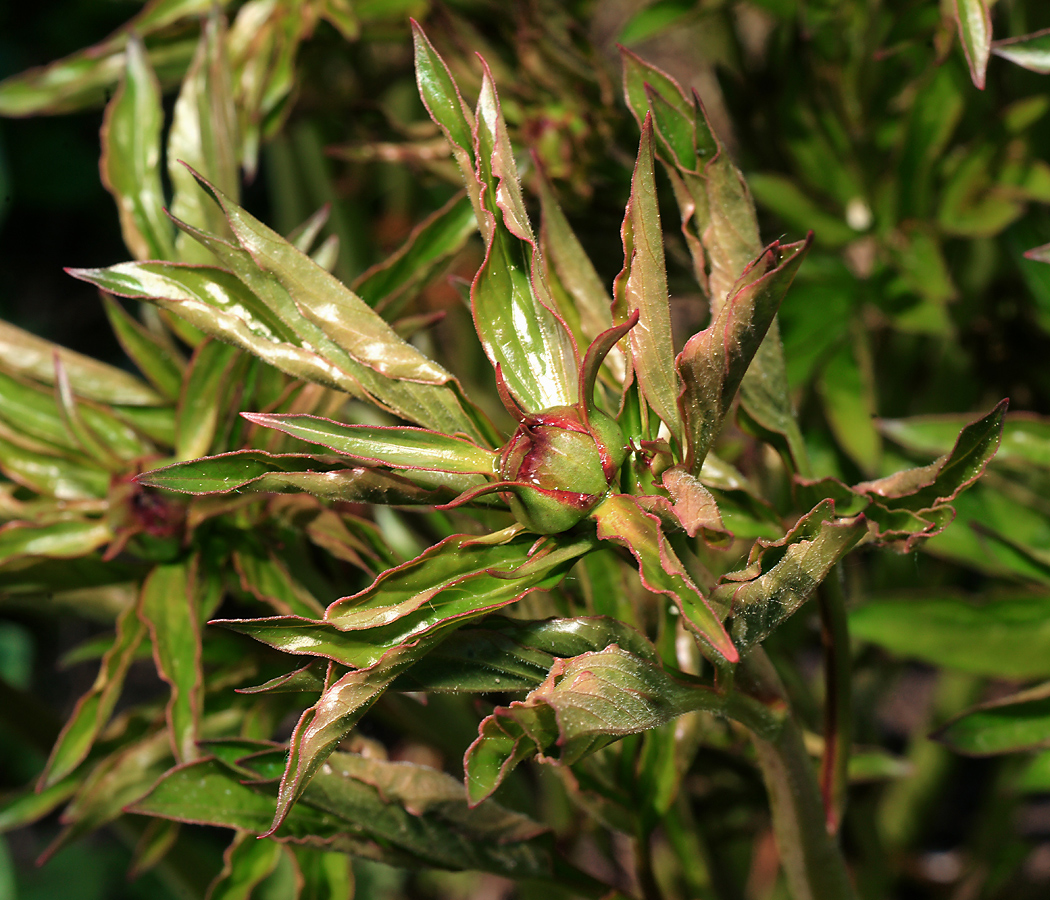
(464, 646, 723, 804)
(856, 401, 1007, 511)
(709, 500, 866, 648)
(233, 544, 325, 619)
(100, 36, 175, 261)
(300, 752, 559, 880)
(618, 117, 685, 449)
(168, 11, 240, 264)
(176, 339, 241, 460)
(592, 494, 737, 662)
(992, 28, 1050, 74)
(140, 562, 203, 763)
(179, 173, 491, 441)
(0, 776, 80, 834)
(289, 846, 353, 900)
(0, 519, 112, 567)
(469, 67, 579, 413)
(954, 0, 993, 89)
(747, 174, 856, 248)
(536, 174, 617, 371)
(262, 533, 596, 832)
(138, 450, 461, 505)
(677, 237, 810, 471)
(818, 334, 880, 474)
(243, 414, 497, 475)
(208, 832, 284, 900)
(0, 436, 109, 500)
(222, 533, 596, 670)
(39, 602, 146, 788)
(126, 757, 349, 838)
(0, 320, 162, 406)
(934, 682, 1050, 756)
(879, 411, 1050, 470)
(354, 192, 476, 315)
(102, 297, 184, 401)
(0, 37, 198, 118)
(850, 592, 1050, 679)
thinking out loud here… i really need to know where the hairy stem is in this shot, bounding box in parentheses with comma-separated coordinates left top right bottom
(740, 648, 857, 900)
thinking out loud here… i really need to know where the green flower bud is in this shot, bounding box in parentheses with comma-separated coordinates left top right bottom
(498, 406, 626, 533)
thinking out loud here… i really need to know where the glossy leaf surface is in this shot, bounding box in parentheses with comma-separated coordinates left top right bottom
(242, 414, 497, 474)
(992, 28, 1050, 73)
(954, 0, 993, 89)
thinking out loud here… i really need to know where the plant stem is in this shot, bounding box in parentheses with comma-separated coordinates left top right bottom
(740, 648, 857, 900)
(818, 563, 851, 835)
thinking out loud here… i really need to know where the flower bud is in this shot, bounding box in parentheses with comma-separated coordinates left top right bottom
(498, 406, 626, 533)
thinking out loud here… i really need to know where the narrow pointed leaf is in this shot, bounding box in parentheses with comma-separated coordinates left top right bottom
(102, 297, 184, 401)
(856, 401, 1007, 511)
(354, 192, 477, 313)
(177, 340, 241, 460)
(169, 11, 239, 264)
(394, 615, 658, 693)
(677, 237, 811, 470)
(39, 602, 146, 788)
(934, 682, 1050, 756)
(139, 562, 203, 762)
(954, 0, 993, 89)
(536, 172, 614, 349)
(0, 519, 112, 567)
(265, 533, 596, 830)
(54, 356, 123, 470)
(125, 757, 350, 838)
(242, 414, 497, 474)
(992, 28, 1050, 74)
(464, 646, 725, 804)
(0, 776, 80, 834)
(207, 831, 283, 900)
(223, 533, 596, 670)
(0, 436, 110, 499)
(233, 546, 325, 619)
(101, 35, 175, 261)
(470, 68, 578, 412)
(620, 117, 685, 449)
(878, 411, 1050, 470)
(709, 501, 867, 648)
(0, 320, 162, 406)
(137, 451, 457, 504)
(592, 494, 737, 662)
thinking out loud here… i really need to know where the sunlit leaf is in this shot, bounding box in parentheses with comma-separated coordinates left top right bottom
(101, 36, 175, 261)
(176, 340, 241, 460)
(992, 28, 1050, 74)
(855, 401, 1006, 511)
(242, 414, 497, 475)
(954, 0, 993, 89)
(0, 519, 112, 568)
(169, 10, 240, 264)
(102, 297, 184, 402)
(0, 320, 162, 407)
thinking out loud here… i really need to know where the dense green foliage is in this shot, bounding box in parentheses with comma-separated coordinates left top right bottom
(2, 2, 1050, 899)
